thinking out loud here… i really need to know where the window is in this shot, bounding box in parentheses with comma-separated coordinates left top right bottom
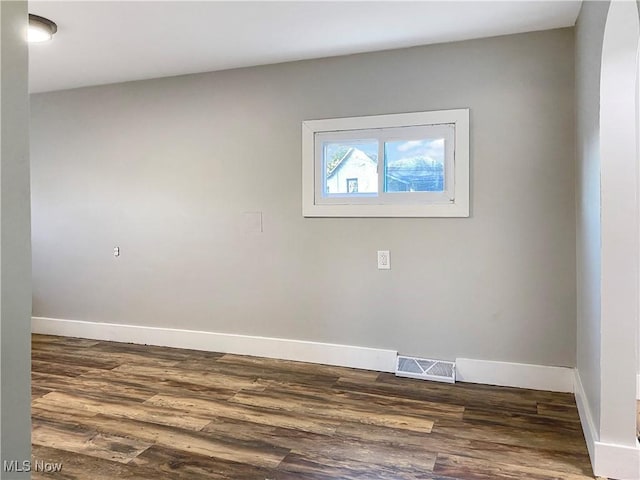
(302, 109, 469, 217)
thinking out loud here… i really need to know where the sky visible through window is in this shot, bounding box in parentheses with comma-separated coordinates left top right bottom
(385, 138, 445, 192)
(385, 138, 444, 165)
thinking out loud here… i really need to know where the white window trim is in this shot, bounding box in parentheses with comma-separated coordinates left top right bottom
(302, 109, 470, 218)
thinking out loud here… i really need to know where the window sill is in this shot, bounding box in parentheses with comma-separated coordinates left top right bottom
(302, 202, 469, 218)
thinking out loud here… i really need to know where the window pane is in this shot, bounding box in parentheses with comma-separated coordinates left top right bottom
(384, 139, 445, 192)
(323, 141, 378, 196)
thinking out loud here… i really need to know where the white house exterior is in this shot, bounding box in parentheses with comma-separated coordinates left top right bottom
(326, 148, 377, 194)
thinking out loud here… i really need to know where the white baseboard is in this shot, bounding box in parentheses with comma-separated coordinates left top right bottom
(33, 316, 580, 394)
(592, 440, 640, 479)
(574, 369, 598, 462)
(455, 357, 574, 393)
(575, 369, 640, 480)
(31, 317, 398, 373)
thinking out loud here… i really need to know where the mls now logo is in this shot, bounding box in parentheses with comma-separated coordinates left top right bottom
(3, 460, 63, 473)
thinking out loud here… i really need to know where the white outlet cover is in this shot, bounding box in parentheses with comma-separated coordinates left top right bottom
(377, 250, 390, 269)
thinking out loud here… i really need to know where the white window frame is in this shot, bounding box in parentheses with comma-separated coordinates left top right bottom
(302, 109, 469, 217)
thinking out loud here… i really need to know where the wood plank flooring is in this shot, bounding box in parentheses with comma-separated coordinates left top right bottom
(31, 334, 600, 480)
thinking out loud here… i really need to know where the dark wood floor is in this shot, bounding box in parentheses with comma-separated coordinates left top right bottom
(31, 334, 600, 480)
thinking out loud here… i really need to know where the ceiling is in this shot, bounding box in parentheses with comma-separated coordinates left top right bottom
(28, 1, 582, 93)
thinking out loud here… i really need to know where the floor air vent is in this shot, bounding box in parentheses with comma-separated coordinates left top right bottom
(395, 355, 456, 383)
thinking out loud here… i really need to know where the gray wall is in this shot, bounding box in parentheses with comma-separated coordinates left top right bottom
(574, 0, 609, 434)
(1, 0, 32, 475)
(30, 28, 576, 366)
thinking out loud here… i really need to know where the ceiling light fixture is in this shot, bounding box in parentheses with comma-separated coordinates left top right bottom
(28, 14, 57, 43)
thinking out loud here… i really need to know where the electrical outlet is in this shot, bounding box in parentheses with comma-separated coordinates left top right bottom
(113, 246, 120, 257)
(377, 250, 390, 269)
